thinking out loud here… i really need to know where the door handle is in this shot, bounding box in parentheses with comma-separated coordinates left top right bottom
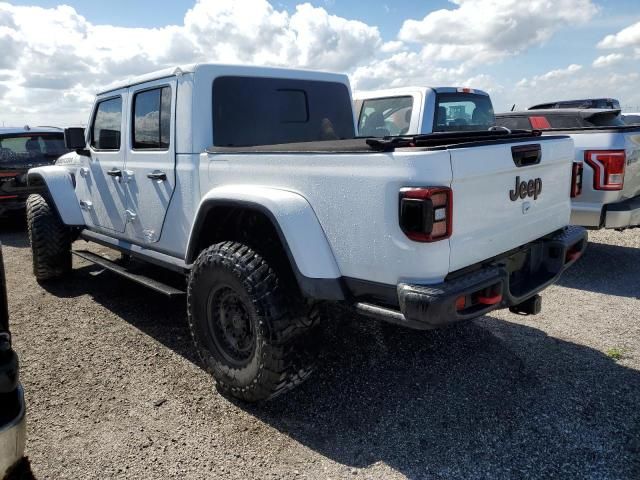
(147, 171, 167, 181)
(107, 168, 122, 178)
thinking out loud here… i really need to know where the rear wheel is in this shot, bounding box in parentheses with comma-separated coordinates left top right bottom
(187, 241, 320, 402)
(26, 194, 72, 281)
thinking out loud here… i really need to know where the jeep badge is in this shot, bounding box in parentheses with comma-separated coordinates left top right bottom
(510, 176, 542, 201)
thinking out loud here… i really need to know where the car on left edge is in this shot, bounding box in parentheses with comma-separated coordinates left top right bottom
(0, 126, 70, 217)
(0, 243, 26, 479)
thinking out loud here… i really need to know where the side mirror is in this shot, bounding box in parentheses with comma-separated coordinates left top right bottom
(64, 127, 88, 153)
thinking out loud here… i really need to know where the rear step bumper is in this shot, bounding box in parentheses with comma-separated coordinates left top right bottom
(356, 226, 587, 330)
(604, 194, 640, 229)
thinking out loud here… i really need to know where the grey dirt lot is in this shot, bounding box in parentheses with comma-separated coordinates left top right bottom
(1, 218, 639, 479)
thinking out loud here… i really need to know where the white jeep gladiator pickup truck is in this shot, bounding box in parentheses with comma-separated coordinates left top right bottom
(354, 86, 496, 136)
(26, 64, 586, 402)
(496, 109, 640, 230)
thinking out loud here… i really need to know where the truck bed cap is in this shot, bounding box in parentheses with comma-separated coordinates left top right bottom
(98, 63, 348, 95)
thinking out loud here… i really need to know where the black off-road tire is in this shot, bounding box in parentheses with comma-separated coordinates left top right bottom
(187, 241, 320, 402)
(26, 194, 72, 281)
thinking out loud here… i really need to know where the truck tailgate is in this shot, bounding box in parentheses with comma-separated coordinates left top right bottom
(621, 131, 640, 200)
(449, 137, 574, 272)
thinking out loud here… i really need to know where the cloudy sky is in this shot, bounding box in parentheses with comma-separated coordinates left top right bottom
(1, 0, 639, 126)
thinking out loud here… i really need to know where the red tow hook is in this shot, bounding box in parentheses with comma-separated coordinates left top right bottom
(477, 293, 503, 306)
(565, 244, 583, 263)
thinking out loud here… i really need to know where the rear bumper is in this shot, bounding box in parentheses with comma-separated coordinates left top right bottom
(604, 195, 640, 229)
(0, 386, 26, 479)
(357, 226, 587, 330)
(571, 195, 640, 229)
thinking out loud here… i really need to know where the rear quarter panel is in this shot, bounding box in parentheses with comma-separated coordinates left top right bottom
(204, 150, 453, 285)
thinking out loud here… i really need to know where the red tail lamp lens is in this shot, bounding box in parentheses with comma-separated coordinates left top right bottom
(399, 187, 452, 242)
(585, 150, 625, 191)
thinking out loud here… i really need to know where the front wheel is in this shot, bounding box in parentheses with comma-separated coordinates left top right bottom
(26, 194, 72, 281)
(187, 241, 320, 402)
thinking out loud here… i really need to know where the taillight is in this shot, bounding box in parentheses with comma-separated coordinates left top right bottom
(585, 150, 626, 190)
(529, 116, 551, 129)
(571, 162, 583, 198)
(399, 187, 452, 242)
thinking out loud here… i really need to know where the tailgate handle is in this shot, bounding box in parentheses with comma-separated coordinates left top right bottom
(511, 144, 541, 167)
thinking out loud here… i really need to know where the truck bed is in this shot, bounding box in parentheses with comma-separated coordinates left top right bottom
(207, 130, 567, 154)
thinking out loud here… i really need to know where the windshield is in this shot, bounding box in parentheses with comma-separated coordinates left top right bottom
(0, 133, 68, 165)
(433, 93, 495, 132)
(358, 96, 414, 136)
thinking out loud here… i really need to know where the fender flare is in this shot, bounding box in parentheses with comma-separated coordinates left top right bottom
(27, 166, 84, 226)
(186, 185, 344, 300)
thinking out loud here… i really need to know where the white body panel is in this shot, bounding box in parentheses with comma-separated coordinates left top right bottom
(27, 165, 84, 225)
(191, 185, 341, 279)
(450, 138, 573, 271)
(559, 130, 640, 228)
(123, 77, 178, 243)
(201, 150, 452, 284)
(75, 88, 130, 233)
(38, 64, 574, 291)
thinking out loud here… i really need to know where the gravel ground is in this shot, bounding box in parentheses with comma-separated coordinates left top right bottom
(1, 218, 639, 479)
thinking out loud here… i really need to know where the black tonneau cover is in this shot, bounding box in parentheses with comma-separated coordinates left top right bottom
(523, 125, 640, 134)
(207, 130, 566, 154)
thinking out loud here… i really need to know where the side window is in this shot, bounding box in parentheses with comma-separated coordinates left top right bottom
(91, 97, 122, 150)
(358, 96, 414, 136)
(133, 86, 172, 149)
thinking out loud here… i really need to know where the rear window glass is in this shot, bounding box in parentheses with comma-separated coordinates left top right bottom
(583, 113, 625, 127)
(495, 116, 532, 130)
(358, 96, 413, 136)
(531, 99, 621, 109)
(212, 76, 355, 147)
(623, 115, 640, 125)
(558, 99, 621, 109)
(434, 93, 495, 132)
(0, 134, 68, 164)
(546, 115, 584, 129)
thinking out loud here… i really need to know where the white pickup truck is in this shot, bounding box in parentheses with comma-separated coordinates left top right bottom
(354, 86, 495, 136)
(27, 64, 586, 402)
(496, 109, 640, 229)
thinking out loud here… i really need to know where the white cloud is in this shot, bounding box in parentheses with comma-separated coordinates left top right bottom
(516, 64, 583, 88)
(507, 66, 640, 112)
(0, 0, 382, 125)
(398, 0, 598, 68)
(598, 20, 640, 49)
(0, 0, 636, 126)
(592, 53, 624, 68)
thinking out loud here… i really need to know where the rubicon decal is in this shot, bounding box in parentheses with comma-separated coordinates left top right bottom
(509, 176, 542, 201)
